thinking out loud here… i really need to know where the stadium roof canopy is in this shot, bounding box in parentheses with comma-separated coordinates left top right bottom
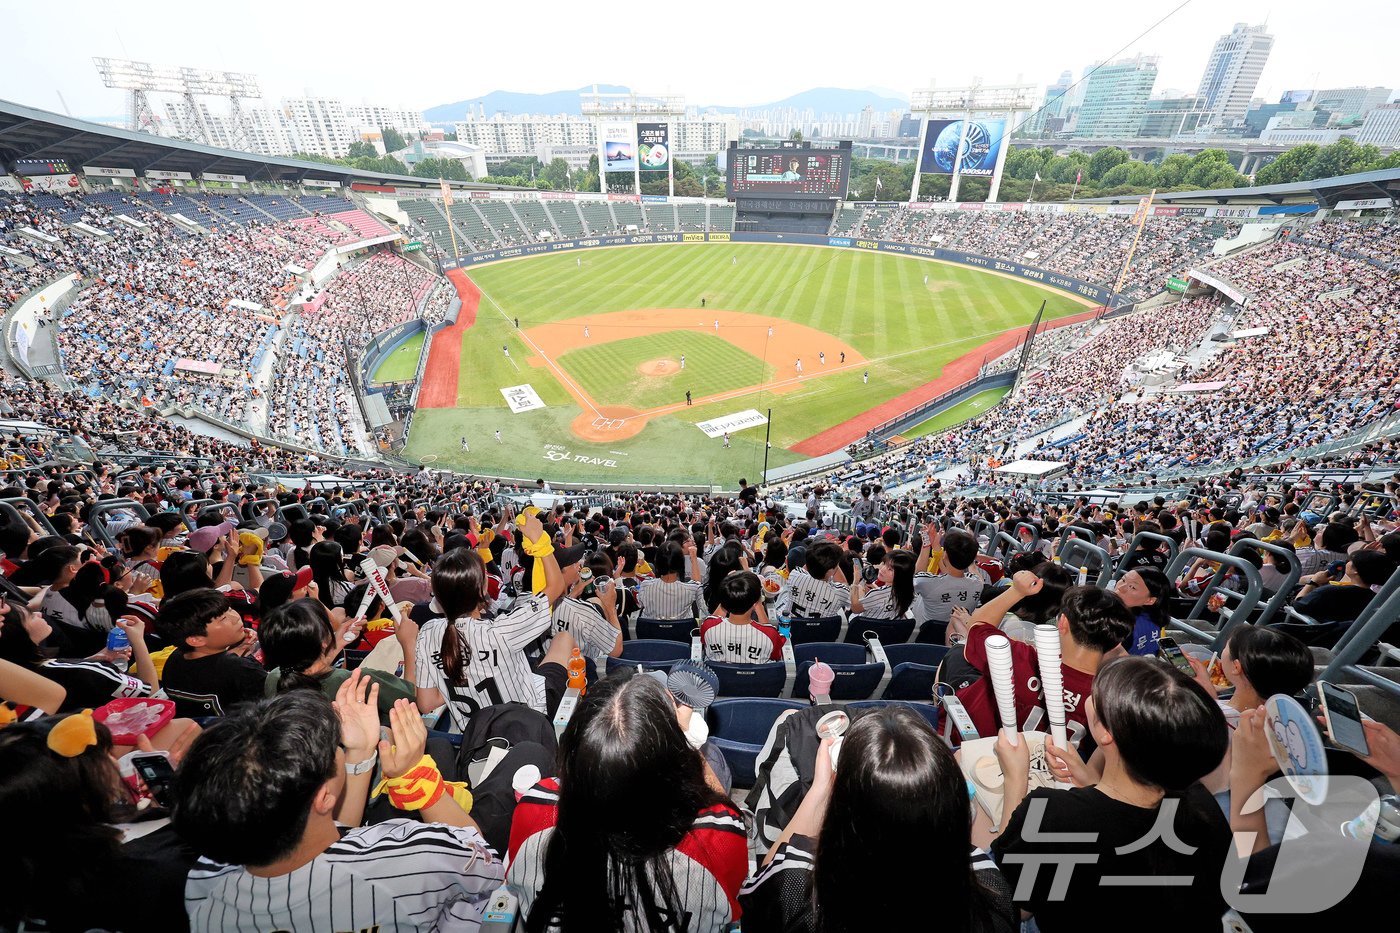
(0, 98, 517, 191)
(1084, 167, 1400, 208)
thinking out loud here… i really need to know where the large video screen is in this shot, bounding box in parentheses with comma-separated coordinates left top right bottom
(727, 148, 848, 198)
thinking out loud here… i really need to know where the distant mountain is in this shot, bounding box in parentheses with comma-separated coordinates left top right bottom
(424, 85, 910, 124)
(705, 87, 910, 114)
(424, 85, 630, 123)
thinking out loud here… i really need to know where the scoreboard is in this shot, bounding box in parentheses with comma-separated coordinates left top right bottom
(727, 147, 848, 199)
(13, 159, 72, 176)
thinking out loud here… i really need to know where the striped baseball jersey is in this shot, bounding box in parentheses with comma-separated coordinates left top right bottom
(914, 572, 982, 623)
(185, 819, 502, 932)
(551, 596, 622, 664)
(700, 616, 784, 663)
(785, 568, 850, 619)
(854, 583, 908, 620)
(507, 779, 748, 931)
(637, 577, 707, 620)
(415, 592, 553, 730)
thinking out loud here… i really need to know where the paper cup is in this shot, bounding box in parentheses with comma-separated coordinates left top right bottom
(984, 635, 1020, 744)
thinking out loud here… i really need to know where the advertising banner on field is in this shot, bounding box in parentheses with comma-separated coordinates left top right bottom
(695, 409, 768, 438)
(601, 122, 637, 173)
(919, 118, 1007, 177)
(501, 384, 546, 414)
(637, 123, 670, 171)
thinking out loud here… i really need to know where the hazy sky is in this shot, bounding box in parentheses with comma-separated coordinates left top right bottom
(1, 0, 1394, 119)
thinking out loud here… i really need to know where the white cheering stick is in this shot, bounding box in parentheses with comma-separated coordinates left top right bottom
(1034, 624, 1069, 750)
(984, 634, 1020, 747)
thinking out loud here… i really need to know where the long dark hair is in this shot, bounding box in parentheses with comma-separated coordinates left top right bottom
(160, 550, 213, 599)
(308, 541, 345, 608)
(703, 541, 744, 612)
(0, 718, 123, 929)
(526, 674, 731, 932)
(431, 547, 488, 684)
(883, 549, 917, 617)
(1130, 567, 1173, 629)
(260, 598, 335, 694)
(814, 706, 1003, 933)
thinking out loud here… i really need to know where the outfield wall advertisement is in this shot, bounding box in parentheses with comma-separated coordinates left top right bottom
(445, 232, 1121, 306)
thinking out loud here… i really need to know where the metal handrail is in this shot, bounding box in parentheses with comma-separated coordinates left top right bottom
(1112, 531, 1179, 579)
(1058, 538, 1113, 587)
(1317, 583, 1400, 700)
(87, 498, 152, 550)
(1226, 537, 1301, 627)
(1162, 547, 1265, 651)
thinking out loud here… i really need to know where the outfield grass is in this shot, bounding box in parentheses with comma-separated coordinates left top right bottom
(404, 244, 1088, 484)
(371, 332, 424, 383)
(900, 387, 1012, 440)
(557, 332, 772, 410)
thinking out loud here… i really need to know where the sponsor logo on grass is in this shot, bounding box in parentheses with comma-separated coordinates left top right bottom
(543, 444, 618, 468)
(695, 409, 768, 438)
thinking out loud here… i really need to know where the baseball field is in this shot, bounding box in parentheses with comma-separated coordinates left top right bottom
(385, 243, 1095, 485)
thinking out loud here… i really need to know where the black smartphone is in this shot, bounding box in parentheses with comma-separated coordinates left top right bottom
(1319, 681, 1370, 756)
(1157, 636, 1195, 677)
(130, 753, 178, 808)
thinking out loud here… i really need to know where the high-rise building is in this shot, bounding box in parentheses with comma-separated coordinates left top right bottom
(1195, 23, 1274, 130)
(1310, 87, 1393, 123)
(1356, 103, 1400, 146)
(344, 105, 426, 140)
(282, 97, 355, 158)
(1138, 97, 1208, 137)
(1073, 55, 1158, 138)
(1027, 71, 1074, 136)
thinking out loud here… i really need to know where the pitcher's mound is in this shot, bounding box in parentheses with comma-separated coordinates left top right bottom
(571, 405, 646, 442)
(638, 358, 680, 377)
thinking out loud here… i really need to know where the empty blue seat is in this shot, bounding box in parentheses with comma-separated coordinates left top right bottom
(786, 615, 844, 644)
(711, 661, 787, 698)
(884, 643, 949, 668)
(843, 616, 915, 645)
(882, 663, 939, 700)
(619, 640, 691, 664)
(706, 698, 807, 787)
(634, 618, 696, 643)
(794, 643, 865, 666)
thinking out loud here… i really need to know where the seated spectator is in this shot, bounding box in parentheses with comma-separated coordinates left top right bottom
(742, 705, 1016, 933)
(702, 571, 782, 664)
(849, 547, 916, 620)
(549, 553, 624, 665)
(954, 574, 1134, 741)
(0, 598, 157, 712)
(157, 589, 265, 717)
(174, 683, 501, 930)
(0, 712, 200, 932)
(1293, 549, 1397, 624)
(260, 598, 409, 716)
(1117, 567, 1173, 656)
(507, 672, 746, 930)
(414, 517, 573, 730)
(913, 525, 983, 637)
(785, 540, 851, 619)
(991, 657, 1232, 933)
(637, 540, 706, 620)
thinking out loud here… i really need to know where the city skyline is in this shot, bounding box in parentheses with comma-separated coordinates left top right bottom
(1, 0, 1395, 122)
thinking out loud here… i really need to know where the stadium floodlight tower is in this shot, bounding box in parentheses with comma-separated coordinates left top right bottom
(908, 80, 1035, 203)
(93, 57, 262, 150)
(581, 86, 686, 197)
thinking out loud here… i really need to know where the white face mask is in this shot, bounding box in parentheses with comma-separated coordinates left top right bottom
(683, 711, 710, 750)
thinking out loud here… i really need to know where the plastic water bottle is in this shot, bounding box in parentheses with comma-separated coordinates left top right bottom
(566, 648, 587, 696)
(106, 624, 129, 652)
(1343, 794, 1400, 844)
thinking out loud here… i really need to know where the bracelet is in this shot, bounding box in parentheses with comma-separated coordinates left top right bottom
(345, 751, 378, 775)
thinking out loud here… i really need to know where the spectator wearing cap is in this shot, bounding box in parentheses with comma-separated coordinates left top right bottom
(258, 566, 317, 617)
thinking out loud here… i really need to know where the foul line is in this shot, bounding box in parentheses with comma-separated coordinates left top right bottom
(474, 279, 602, 418)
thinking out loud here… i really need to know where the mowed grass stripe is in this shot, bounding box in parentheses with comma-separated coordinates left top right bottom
(556, 331, 773, 410)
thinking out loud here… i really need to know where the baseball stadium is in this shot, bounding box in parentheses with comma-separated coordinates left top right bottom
(2, 20, 1400, 931)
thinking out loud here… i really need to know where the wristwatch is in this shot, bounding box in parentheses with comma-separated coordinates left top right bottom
(345, 752, 378, 775)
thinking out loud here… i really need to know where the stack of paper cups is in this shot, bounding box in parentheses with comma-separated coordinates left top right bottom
(1034, 624, 1069, 750)
(984, 634, 1020, 746)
